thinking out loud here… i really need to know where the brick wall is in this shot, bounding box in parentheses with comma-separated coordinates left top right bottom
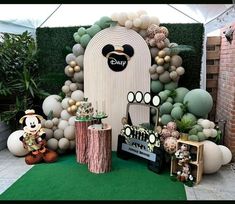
(216, 23, 235, 161)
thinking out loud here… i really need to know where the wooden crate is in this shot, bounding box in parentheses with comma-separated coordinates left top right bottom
(207, 65, 219, 74)
(171, 139, 204, 185)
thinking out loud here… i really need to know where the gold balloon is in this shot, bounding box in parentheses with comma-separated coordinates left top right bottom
(76, 101, 81, 106)
(68, 67, 74, 74)
(71, 105, 77, 112)
(164, 55, 171, 63)
(157, 58, 164, 65)
(154, 56, 159, 63)
(74, 65, 81, 72)
(67, 107, 72, 113)
(68, 99, 76, 106)
(158, 50, 166, 58)
(69, 61, 77, 68)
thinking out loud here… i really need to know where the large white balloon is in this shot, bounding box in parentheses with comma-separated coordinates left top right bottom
(202, 140, 223, 174)
(42, 95, 63, 118)
(72, 44, 85, 56)
(7, 130, 29, 156)
(218, 145, 232, 165)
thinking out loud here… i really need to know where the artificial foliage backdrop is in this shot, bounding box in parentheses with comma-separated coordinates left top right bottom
(36, 23, 204, 94)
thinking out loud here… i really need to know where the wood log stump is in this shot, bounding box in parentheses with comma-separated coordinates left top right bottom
(87, 124, 112, 173)
(75, 120, 93, 164)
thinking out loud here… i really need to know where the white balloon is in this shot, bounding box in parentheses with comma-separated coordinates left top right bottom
(52, 117, 59, 126)
(69, 140, 76, 150)
(75, 55, 84, 68)
(71, 90, 84, 101)
(61, 98, 70, 109)
(44, 128, 54, 140)
(60, 110, 72, 121)
(133, 18, 142, 28)
(72, 44, 84, 56)
(47, 138, 58, 151)
(7, 130, 29, 156)
(150, 16, 160, 25)
(64, 125, 75, 140)
(62, 85, 70, 94)
(117, 12, 128, 26)
(218, 145, 232, 165)
(58, 120, 69, 130)
(64, 80, 72, 86)
(42, 95, 63, 118)
(68, 116, 76, 126)
(65, 53, 76, 64)
(111, 12, 119, 21)
(58, 138, 70, 150)
(69, 83, 78, 91)
(202, 140, 222, 174)
(53, 129, 64, 140)
(127, 12, 138, 20)
(73, 71, 84, 83)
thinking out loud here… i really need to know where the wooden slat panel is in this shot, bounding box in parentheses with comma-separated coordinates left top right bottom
(84, 26, 151, 150)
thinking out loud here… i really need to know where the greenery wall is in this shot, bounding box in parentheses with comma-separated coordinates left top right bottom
(36, 23, 204, 94)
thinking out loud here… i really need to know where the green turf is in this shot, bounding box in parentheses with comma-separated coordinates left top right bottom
(0, 152, 186, 200)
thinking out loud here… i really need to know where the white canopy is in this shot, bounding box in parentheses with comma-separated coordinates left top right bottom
(0, 4, 234, 37)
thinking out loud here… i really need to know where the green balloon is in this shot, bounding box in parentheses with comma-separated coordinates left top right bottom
(160, 102, 173, 115)
(73, 33, 81, 43)
(171, 106, 183, 120)
(99, 16, 113, 29)
(182, 113, 197, 124)
(80, 34, 91, 48)
(174, 87, 189, 103)
(161, 114, 173, 125)
(86, 24, 102, 37)
(164, 81, 178, 91)
(183, 89, 213, 117)
(151, 80, 164, 94)
(188, 135, 199, 141)
(77, 27, 86, 36)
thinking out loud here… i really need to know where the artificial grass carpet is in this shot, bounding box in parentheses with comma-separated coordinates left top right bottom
(0, 152, 186, 200)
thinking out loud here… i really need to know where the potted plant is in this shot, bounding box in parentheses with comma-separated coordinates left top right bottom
(0, 31, 49, 132)
(176, 117, 196, 141)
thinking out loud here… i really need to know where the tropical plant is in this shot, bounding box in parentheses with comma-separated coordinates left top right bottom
(176, 117, 196, 133)
(0, 31, 49, 130)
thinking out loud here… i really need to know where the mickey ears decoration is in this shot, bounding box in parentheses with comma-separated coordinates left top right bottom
(102, 44, 134, 72)
(127, 91, 160, 107)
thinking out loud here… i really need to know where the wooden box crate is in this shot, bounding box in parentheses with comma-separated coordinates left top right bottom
(171, 139, 204, 185)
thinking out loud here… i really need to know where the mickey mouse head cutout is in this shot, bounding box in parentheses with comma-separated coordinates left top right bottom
(102, 44, 134, 72)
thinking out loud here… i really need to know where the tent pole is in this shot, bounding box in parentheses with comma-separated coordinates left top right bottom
(38, 4, 62, 28)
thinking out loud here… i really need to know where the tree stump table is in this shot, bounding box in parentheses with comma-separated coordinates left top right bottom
(75, 120, 93, 164)
(87, 124, 112, 173)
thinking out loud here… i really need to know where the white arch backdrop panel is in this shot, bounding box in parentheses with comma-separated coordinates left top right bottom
(84, 26, 151, 150)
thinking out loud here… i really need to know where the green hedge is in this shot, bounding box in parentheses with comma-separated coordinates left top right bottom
(36, 23, 203, 93)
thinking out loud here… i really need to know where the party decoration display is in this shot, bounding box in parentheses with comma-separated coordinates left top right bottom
(19, 109, 58, 165)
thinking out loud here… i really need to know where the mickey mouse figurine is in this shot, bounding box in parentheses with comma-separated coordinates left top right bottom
(19, 109, 58, 165)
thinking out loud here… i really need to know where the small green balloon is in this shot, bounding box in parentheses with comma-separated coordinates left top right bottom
(73, 33, 81, 43)
(77, 27, 86, 36)
(80, 34, 91, 48)
(151, 80, 164, 94)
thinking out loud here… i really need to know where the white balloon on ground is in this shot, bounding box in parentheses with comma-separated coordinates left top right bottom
(42, 95, 63, 118)
(7, 130, 29, 156)
(47, 138, 58, 151)
(58, 138, 70, 150)
(202, 140, 223, 174)
(218, 145, 232, 165)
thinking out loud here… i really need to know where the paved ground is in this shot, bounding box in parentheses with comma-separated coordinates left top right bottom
(1, 148, 235, 200)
